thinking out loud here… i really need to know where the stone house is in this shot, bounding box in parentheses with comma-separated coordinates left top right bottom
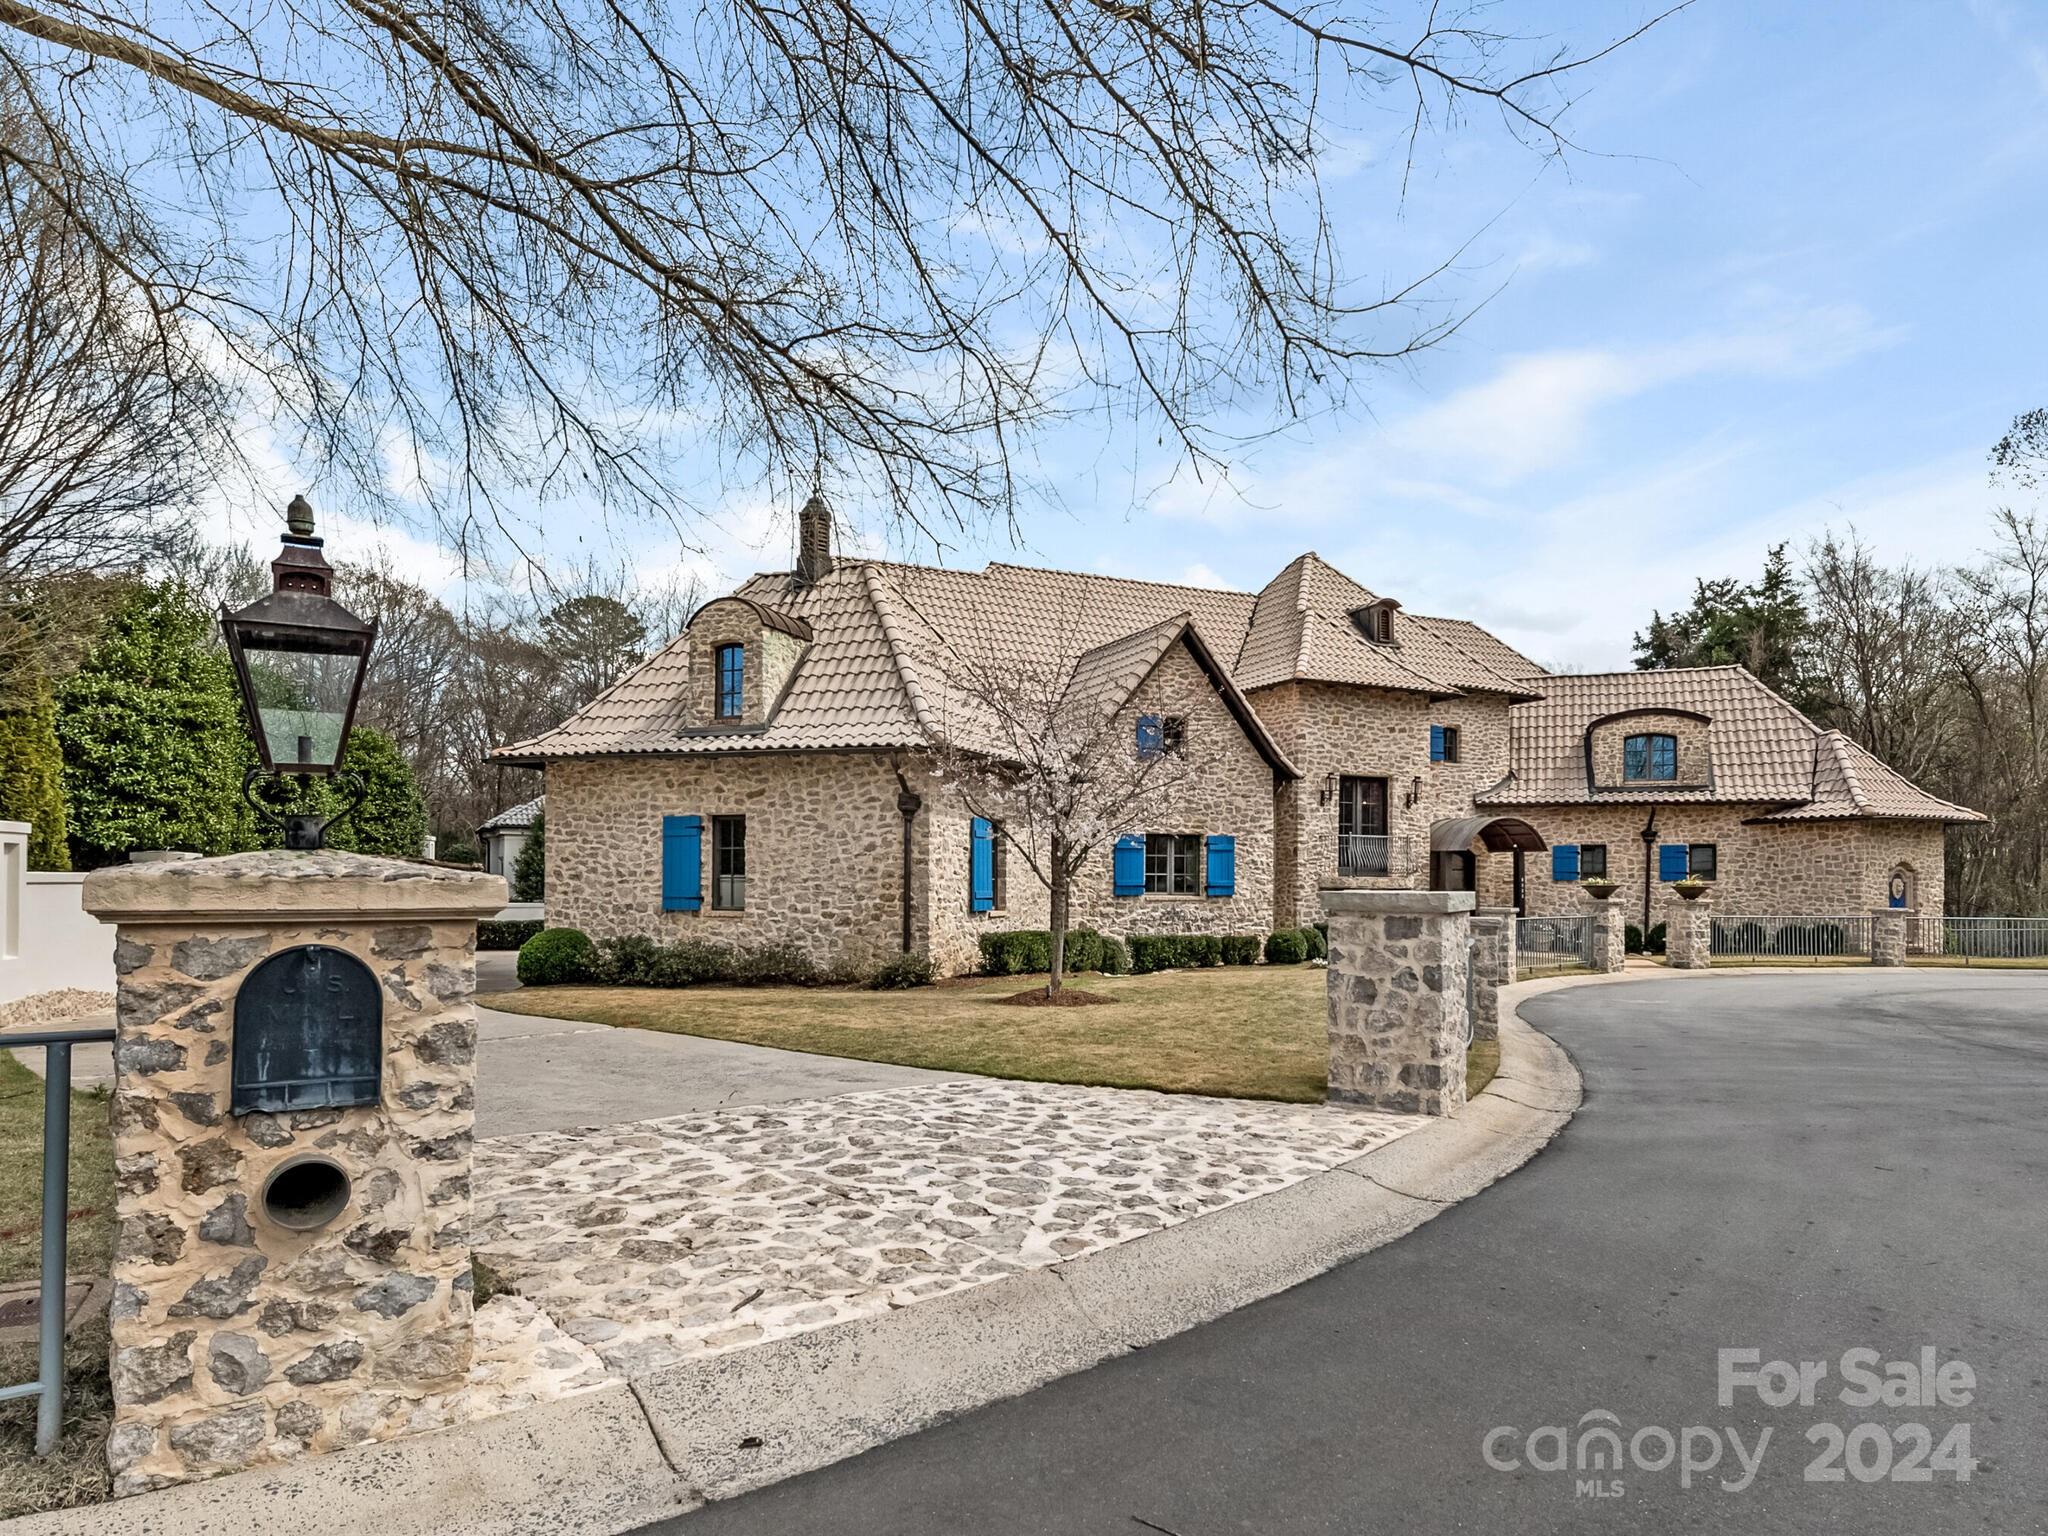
(496, 498, 1983, 972)
(477, 795, 541, 880)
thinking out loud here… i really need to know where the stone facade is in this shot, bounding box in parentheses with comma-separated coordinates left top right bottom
(1468, 907, 1514, 1042)
(1586, 710, 1712, 791)
(1587, 894, 1627, 973)
(82, 851, 504, 1496)
(545, 750, 914, 975)
(1664, 892, 1713, 968)
(1322, 888, 1472, 1115)
(1502, 804, 1948, 930)
(679, 598, 810, 730)
(1255, 680, 1517, 928)
(550, 637, 1280, 979)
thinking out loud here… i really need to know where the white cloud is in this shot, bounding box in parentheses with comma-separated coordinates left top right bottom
(1513, 233, 1598, 273)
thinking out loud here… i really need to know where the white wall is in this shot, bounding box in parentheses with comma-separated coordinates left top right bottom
(483, 828, 530, 878)
(0, 868, 117, 1006)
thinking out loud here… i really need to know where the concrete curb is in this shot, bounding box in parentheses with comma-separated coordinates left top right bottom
(10, 1008, 1582, 1536)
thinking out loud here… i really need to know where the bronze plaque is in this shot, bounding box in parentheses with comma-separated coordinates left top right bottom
(231, 945, 382, 1115)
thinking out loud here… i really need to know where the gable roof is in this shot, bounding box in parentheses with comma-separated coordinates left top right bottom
(496, 548, 1545, 765)
(1475, 665, 1984, 822)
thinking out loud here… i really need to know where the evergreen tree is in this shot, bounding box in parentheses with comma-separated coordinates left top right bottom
(1632, 545, 1821, 710)
(322, 727, 429, 860)
(511, 810, 545, 901)
(0, 673, 70, 868)
(54, 584, 256, 865)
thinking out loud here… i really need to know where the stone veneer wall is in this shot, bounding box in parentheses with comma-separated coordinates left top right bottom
(1506, 805, 1949, 927)
(1254, 680, 1516, 928)
(87, 852, 499, 1496)
(922, 790, 1052, 978)
(545, 750, 911, 975)
(679, 598, 809, 730)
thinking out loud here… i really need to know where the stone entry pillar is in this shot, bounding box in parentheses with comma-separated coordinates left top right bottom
(1871, 907, 1912, 967)
(1665, 893, 1713, 970)
(1468, 906, 1517, 1042)
(82, 851, 505, 1496)
(1322, 887, 1474, 1116)
(1585, 894, 1627, 973)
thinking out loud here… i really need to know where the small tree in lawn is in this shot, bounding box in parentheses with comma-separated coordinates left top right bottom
(921, 638, 1195, 998)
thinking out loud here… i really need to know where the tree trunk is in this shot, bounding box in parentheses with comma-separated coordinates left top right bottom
(1048, 840, 1069, 998)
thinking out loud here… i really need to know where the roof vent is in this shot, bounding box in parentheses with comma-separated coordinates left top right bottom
(1353, 598, 1400, 645)
(797, 491, 834, 584)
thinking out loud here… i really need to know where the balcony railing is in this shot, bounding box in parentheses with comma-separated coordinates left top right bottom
(1336, 833, 1390, 876)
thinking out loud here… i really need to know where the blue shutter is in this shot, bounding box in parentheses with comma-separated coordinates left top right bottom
(969, 817, 995, 913)
(1113, 834, 1145, 897)
(662, 815, 702, 910)
(1135, 715, 1163, 759)
(1429, 724, 1446, 761)
(1550, 844, 1579, 882)
(1205, 835, 1236, 897)
(1658, 843, 1689, 882)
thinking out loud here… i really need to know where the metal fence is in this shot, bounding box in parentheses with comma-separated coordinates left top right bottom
(1710, 915, 1873, 960)
(1907, 916, 2048, 963)
(1336, 833, 1391, 876)
(0, 1022, 114, 1456)
(1517, 915, 1595, 975)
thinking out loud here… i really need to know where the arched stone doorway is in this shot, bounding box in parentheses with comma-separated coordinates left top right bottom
(1429, 815, 1547, 911)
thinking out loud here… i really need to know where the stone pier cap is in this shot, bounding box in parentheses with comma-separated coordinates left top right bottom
(1320, 888, 1476, 917)
(84, 849, 507, 926)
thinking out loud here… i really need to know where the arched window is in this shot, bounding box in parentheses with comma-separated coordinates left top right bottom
(1624, 732, 1678, 781)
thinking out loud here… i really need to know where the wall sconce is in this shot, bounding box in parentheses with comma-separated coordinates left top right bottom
(1403, 775, 1423, 809)
(1319, 772, 1335, 807)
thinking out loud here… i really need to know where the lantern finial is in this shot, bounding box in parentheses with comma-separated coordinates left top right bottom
(286, 494, 315, 538)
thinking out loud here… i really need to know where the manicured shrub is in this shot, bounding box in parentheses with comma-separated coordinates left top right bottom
(1646, 922, 1667, 956)
(870, 953, 936, 989)
(0, 674, 69, 869)
(478, 919, 543, 951)
(518, 927, 595, 985)
(323, 727, 429, 859)
(1624, 924, 1644, 955)
(1095, 934, 1130, 975)
(511, 811, 546, 901)
(1299, 925, 1328, 961)
(1127, 934, 1178, 973)
(1221, 934, 1262, 965)
(730, 940, 820, 986)
(979, 929, 1052, 976)
(1264, 929, 1309, 965)
(1063, 928, 1101, 974)
(1188, 934, 1223, 968)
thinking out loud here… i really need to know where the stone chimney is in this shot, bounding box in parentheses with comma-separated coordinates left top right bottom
(797, 491, 833, 584)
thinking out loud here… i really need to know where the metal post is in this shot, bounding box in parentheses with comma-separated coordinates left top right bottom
(36, 1041, 70, 1457)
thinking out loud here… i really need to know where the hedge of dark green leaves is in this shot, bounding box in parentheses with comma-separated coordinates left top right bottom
(976, 928, 1128, 976)
(1128, 933, 1266, 972)
(1263, 929, 1309, 965)
(517, 927, 597, 985)
(478, 919, 544, 951)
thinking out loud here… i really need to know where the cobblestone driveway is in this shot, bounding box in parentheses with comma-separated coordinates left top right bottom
(472, 1079, 1424, 1379)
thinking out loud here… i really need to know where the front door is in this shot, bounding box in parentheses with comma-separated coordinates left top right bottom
(1337, 776, 1389, 876)
(1430, 850, 1475, 892)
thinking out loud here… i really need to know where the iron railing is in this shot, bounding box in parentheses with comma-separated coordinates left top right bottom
(1336, 833, 1391, 877)
(1516, 915, 1595, 975)
(0, 1022, 113, 1456)
(1907, 916, 2048, 963)
(1710, 915, 1873, 960)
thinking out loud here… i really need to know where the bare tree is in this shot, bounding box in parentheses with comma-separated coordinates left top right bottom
(0, 87, 229, 587)
(920, 633, 1195, 996)
(0, 0, 1682, 546)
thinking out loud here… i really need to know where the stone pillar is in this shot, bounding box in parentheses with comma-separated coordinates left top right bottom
(1585, 894, 1627, 973)
(1321, 887, 1474, 1116)
(1871, 907, 1912, 967)
(83, 851, 505, 1496)
(1468, 906, 1517, 1042)
(1665, 892, 1713, 969)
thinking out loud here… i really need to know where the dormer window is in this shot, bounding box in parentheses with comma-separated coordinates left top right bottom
(1624, 732, 1677, 781)
(716, 643, 745, 719)
(1354, 599, 1400, 645)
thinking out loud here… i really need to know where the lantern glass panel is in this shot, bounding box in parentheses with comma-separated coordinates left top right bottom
(244, 639, 363, 771)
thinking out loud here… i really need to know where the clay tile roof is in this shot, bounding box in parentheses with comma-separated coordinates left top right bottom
(492, 546, 1537, 765)
(1475, 665, 1984, 822)
(477, 795, 543, 831)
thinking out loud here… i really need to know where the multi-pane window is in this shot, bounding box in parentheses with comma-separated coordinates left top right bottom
(1688, 843, 1717, 881)
(711, 815, 746, 909)
(1431, 725, 1461, 763)
(1336, 775, 1389, 875)
(716, 643, 745, 719)
(1144, 832, 1201, 894)
(1623, 732, 1678, 781)
(1580, 843, 1608, 879)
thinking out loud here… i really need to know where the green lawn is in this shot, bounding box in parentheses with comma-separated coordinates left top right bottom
(486, 965, 1504, 1106)
(0, 1051, 116, 1517)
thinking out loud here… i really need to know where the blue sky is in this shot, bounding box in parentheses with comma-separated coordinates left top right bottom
(207, 0, 2048, 673)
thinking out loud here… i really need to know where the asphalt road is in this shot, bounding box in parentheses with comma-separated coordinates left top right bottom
(646, 971, 2048, 1534)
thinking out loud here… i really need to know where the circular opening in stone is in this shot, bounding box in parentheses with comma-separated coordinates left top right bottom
(261, 1156, 352, 1232)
